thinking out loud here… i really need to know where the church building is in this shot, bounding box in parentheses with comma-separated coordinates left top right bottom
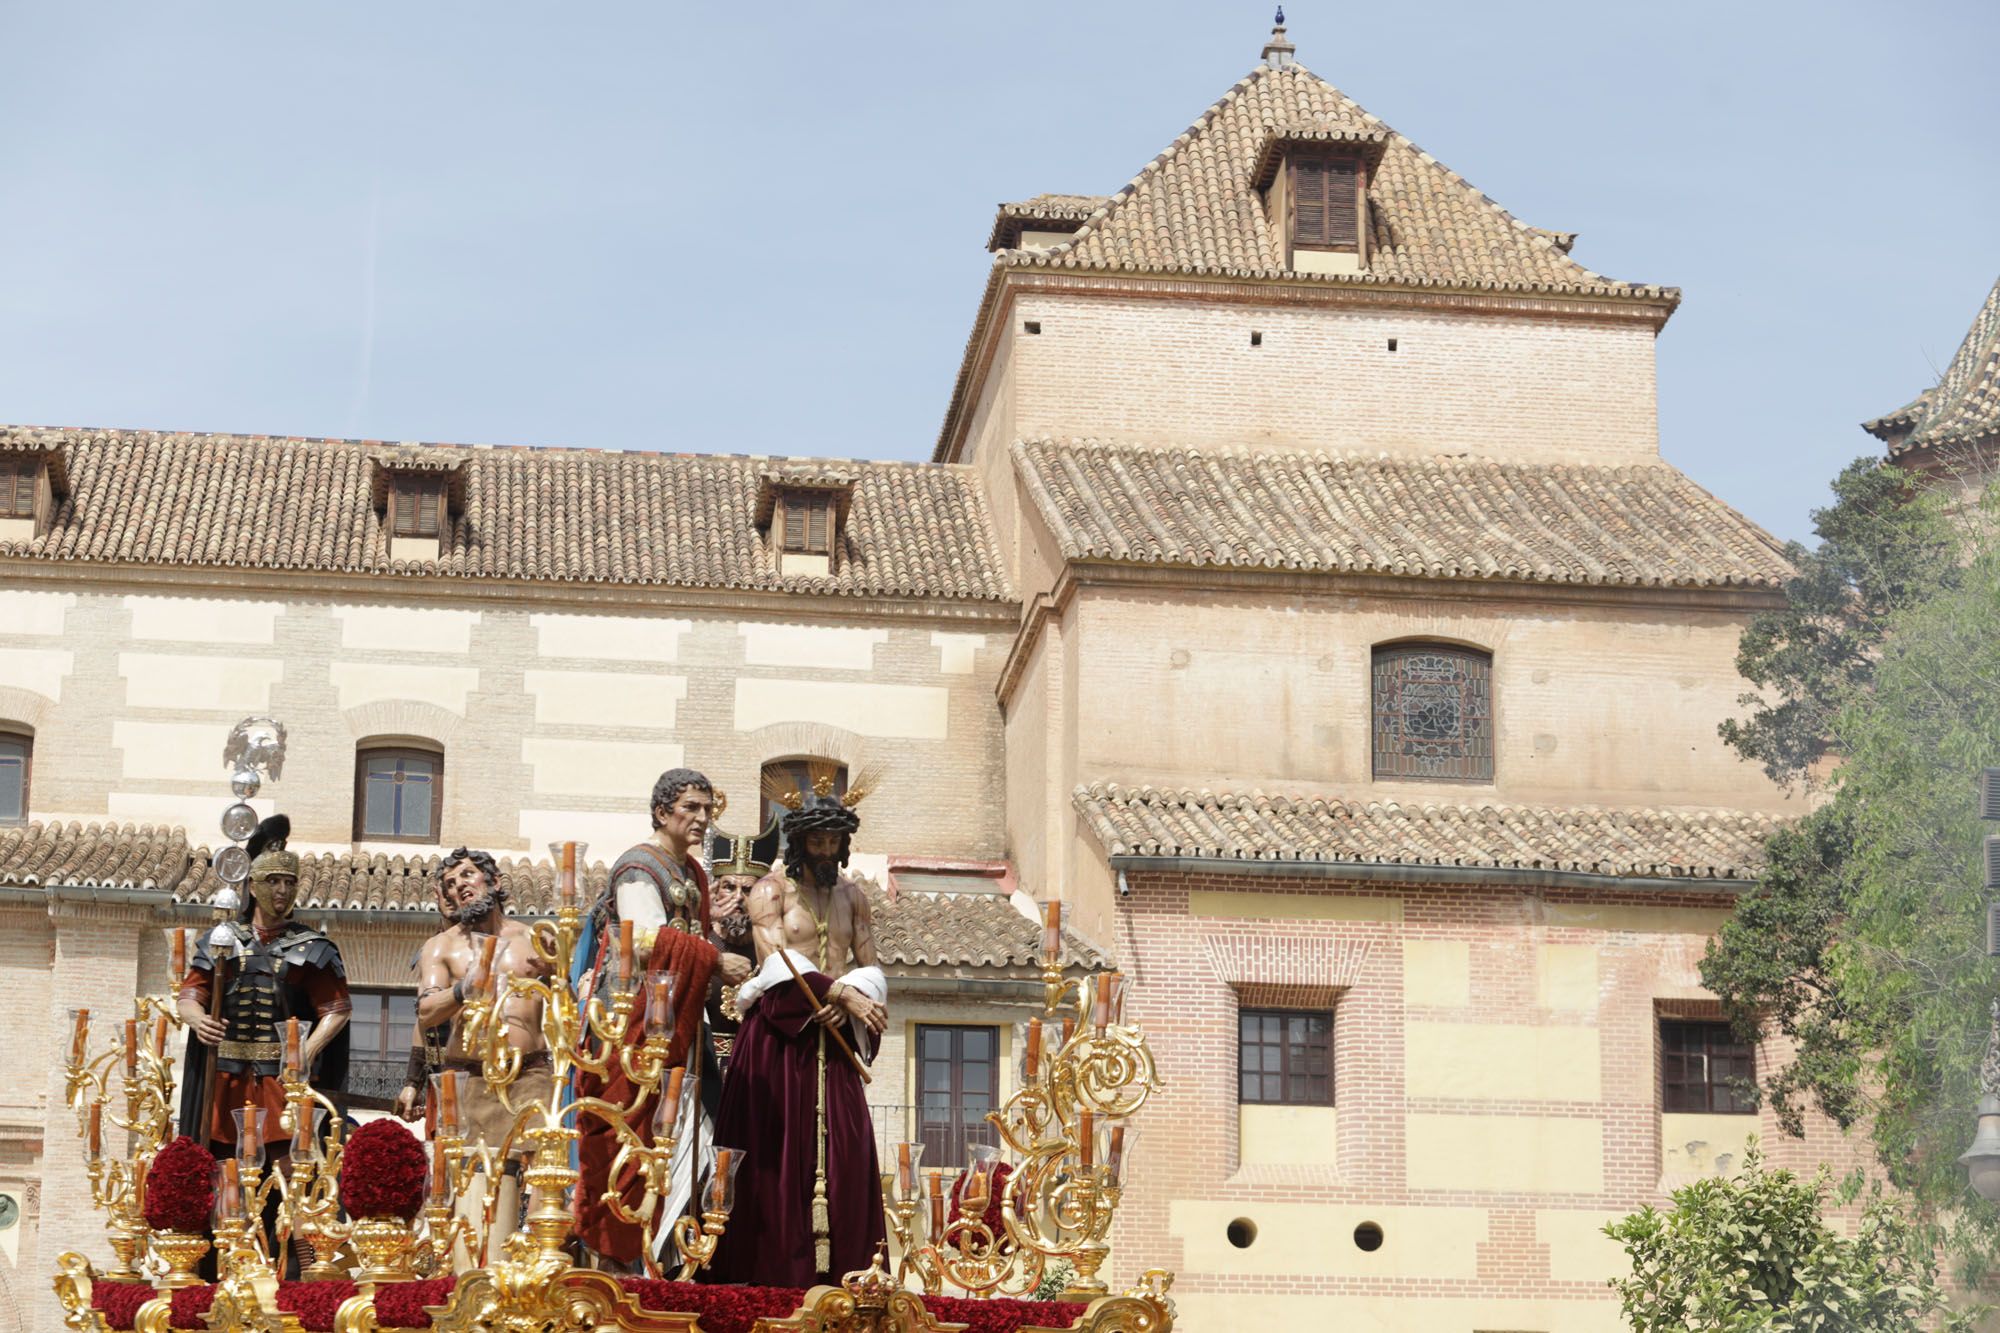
(0, 18, 1859, 1332)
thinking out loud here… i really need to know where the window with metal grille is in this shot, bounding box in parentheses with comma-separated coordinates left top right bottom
(388, 479, 446, 539)
(759, 757, 847, 833)
(1661, 1019, 1756, 1114)
(345, 988, 420, 1108)
(1371, 643, 1494, 781)
(917, 1024, 998, 1167)
(1291, 154, 1360, 251)
(0, 730, 29, 824)
(1238, 1008, 1333, 1105)
(0, 458, 37, 520)
(781, 494, 834, 555)
(354, 745, 443, 842)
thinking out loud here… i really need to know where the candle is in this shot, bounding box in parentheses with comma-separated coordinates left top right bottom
(1107, 1125, 1126, 1183)
(285, 1018, 301, 1077)
(1109, 972, 1128, 1026)
(172, 928, 187, 984)
(87, 1101, 102, 1159)
(241, 1096, 261, 1156)
(221, 1159, 241, 1219)
(425, 1083, 438, 1139)
(649, 974, 671, 1035)
(1061, 1017, 1076, 1046)
(152, 1014, 169, 1059)
(294, 1108, 315, 1155)
(1078, 1110, 1095, 1168)
(1093, 973, 1112, 1031)
(619, 919, 636, 979)
(431, 1142, 448, 1198)
(1023, 1020, 1042, 1082)
(926, 1169, 946, 1236)
(1042, 901, 1062, 960)
(475, 935, 499, 994)
(69, 1009, 89, 1067)
(898, 1142, 913, 1198)
(561, 841, 578, 906)
(440, 1072, 459, 1132)
(123, 1020, 138, 1079)
(664, 1065, 685, 1113)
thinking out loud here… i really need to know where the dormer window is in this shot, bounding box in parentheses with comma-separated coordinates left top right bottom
(0, 444, 67, 543)
(0, 458, 35, 521)
(756, 469, 856, 579)
(369, 449, 468, 565)
(1291, 155, 1360, 253)
(388, 477, 446, 542)
(1254, 129, 1383, 278)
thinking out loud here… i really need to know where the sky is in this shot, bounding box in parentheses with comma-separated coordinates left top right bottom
(0, 2, 1991, 545)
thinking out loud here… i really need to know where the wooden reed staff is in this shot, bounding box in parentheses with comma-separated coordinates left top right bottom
(774, 949, 870, 1085)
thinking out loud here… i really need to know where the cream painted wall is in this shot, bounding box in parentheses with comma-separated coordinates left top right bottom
(1404, 1023, 1601, 1101)
(1068, 586, 1787, 814)
(0, 590, 74, 636)
(1405, 1113, 1604, 1192)
(1, 588, 1008, 864)
(119, 653, 284, 711)
(1238, 1104, 1338, 1166)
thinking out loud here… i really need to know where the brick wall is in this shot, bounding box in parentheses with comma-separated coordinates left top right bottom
(975, 291, 1661, 465)
(1108, 867, 1867, 1330)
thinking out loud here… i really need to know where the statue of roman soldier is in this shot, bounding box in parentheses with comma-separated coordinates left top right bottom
(176, 815, 351, 1158)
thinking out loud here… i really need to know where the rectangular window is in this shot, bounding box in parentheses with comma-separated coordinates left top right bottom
(345, 988, 420, 1108)
(1372, 643, 1494, 782)
(389, 480, 445, 539)
(1661, 1019, 1756, 1114)
(782, 495, 833, 555)
(1239, 1008, 1333, 1105)
(1292, 155, 1359, 250)
(916, 1024, 999, 1167)
(0, 733, 28, 824)
(355, 748, 443, 842)
(0, 458, 37, 520)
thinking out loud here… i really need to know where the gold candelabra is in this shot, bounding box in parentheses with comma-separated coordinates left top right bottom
(63, 994, 182, 1284)
(886, 902, 1159, 1301)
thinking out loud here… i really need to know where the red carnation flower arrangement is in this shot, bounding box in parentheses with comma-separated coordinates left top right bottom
(374, 1277, 456, 1329)
(89, 1280, 155, 1331)
(143, 1136, 216, 1233)
(337, 1119, 428, 1222)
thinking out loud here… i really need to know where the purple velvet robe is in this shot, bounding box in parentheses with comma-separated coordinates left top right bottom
(704, 968, 884, 1286)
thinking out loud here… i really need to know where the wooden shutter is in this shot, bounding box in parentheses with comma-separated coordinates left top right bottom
(0, 460, 33, 519)
(806, 498, 829, 553)
(782, 501, 805, 552)
(1292, 156, 1358, 249)
(415, 484, 440, 538)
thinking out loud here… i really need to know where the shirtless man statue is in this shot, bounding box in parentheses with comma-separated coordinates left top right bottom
(704, 774, 887, 1286)
(414, 847, 552, 1247)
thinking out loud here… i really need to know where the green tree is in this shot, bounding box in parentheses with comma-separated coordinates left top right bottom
(1605, 1147, 1975, 1332)
(1703, 465, 2000, 1272)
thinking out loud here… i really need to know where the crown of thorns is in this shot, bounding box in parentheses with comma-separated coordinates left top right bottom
(781, 795, 860, 838)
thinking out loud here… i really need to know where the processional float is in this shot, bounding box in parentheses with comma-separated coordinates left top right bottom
(50, 720, 1177, 1333)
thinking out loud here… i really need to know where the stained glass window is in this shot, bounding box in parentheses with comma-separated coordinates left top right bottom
(1371, 644, 1493, 781)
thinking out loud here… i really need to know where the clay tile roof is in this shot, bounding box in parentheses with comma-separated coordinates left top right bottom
(1013, 438, 1793, 590)
(1866, 275, 2000, 458)
(166, 846, 611, 915)
(0, 821, 196, 890)
(1073, 783, 1775, 883)
(998, 60, 1673, 302)
(0, 426, 1011, 603)
(862, 879, 1112, 974)
(987, 195, 1113, 251)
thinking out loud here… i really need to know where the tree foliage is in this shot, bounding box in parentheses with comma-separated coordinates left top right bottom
(1605, 1147, 1975, 1333)
(1704, 460, 2000, 1272)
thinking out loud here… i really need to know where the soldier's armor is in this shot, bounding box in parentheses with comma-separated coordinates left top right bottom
(195, 920, 343, 1077)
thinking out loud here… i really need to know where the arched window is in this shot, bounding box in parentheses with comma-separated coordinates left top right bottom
(759, 757, 847, 832)
(354, 741, 444, 842)
(0, 728, 29, 825)
(1371, 643, 1493, 782)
